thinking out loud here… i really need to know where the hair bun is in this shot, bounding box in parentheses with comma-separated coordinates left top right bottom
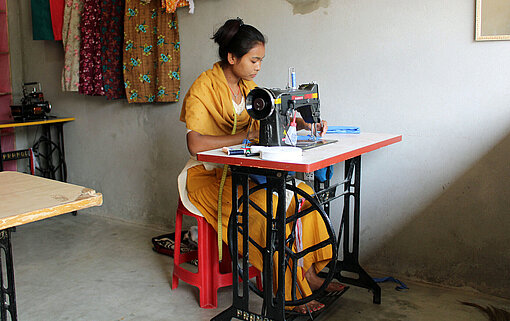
(212, 18, 265, 64)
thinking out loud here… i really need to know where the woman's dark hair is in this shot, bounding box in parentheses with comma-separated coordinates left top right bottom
(212, 18, 266, 63)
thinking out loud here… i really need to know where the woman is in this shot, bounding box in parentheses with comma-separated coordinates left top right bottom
(179, 18, 343, 314)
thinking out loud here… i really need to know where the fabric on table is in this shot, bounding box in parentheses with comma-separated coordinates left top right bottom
(297, 135, 311, 141)
(100, 0, 126, 100)
(326, 125, 361, 134)
(79, 0, 105, 96)
(181, 62, 333, 303)
(49, 0, 64, 40)
(61, 0, 83, 91)
(123, 0, 180, 103)
(31, 0, 55, 40)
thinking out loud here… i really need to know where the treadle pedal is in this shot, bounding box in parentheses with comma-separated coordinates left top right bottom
(284, 286, 350, 320)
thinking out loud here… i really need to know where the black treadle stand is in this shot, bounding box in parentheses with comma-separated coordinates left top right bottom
(37, 123, 67, 182)
(0, 229, 17, 321)
(315, 156, 381, 304)
(212, 165, 338, 321)
(212, 155, 381, 321)
(212, 166, 288, 321)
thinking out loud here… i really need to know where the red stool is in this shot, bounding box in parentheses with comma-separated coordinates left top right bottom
(172, 199, 262, 309)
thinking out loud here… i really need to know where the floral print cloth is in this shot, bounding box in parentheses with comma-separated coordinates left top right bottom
(79, 0, 105, 96)
(61, 0, 83, 91)
(123, 0, 180, 103)
(161, 0, 189, 13)
(100, 0, 126, 99)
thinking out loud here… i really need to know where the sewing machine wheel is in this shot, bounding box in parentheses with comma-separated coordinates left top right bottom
(228, 182, 338, 307)
(246, 87, 275, 120)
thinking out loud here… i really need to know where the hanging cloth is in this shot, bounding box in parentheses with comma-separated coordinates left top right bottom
(161, 0, 192, 13)
(123, 0, 180, 103)
(79, 0, 105, 96)
(49, 0, 64, 41)
(61, 0, 83, 91)
(100, 0, 126, 100)
(31, 0, 55, 40)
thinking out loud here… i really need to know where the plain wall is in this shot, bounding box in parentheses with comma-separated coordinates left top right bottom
(6, 0, 510, 298)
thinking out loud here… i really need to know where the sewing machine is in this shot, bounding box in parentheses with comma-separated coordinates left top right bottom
(246, 83, 336, 148)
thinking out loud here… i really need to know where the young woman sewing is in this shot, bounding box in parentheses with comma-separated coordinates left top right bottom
(179, 18, 343, 314)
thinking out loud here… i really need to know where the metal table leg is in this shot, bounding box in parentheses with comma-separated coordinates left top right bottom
(0, 229, 17, 321)
(212, 166, 338, 321)
(56, 123, 68, 182)
(317, 156, 381, 304)
(34, 123, 67, 182)
(212, 167, 287, 321)
(42, 125, 55, 180)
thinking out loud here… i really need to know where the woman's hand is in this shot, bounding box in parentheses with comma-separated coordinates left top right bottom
(314, 120, 328, 137)
(296, 118, 328, 137)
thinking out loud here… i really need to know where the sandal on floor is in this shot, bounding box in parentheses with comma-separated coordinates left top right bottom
(287, 301, 325, 315)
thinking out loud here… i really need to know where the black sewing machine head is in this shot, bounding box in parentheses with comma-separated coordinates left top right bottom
(246, 83, 321, 146)
(11, 82, 52, 121)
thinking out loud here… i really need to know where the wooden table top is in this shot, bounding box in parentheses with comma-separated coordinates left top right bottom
(0, 171, 102, 230)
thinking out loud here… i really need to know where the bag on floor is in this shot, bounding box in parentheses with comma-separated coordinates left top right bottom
(152, 231, 198, 266)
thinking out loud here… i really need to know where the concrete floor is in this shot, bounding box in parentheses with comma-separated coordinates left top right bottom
(10, 213, 510, 321)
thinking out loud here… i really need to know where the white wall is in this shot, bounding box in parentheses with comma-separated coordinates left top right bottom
(8, 0, 510, 297)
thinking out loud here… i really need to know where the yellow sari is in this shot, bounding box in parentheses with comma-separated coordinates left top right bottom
(180, 62, 332, 302)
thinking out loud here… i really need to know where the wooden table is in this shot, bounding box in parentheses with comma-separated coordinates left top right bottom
(0, 171, 103, 321)
(198, 132, 402, 321)
(0, 117, 75, 181)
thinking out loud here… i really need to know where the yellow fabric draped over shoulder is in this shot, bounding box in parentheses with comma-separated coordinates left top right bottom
(180, 62, 259, 135)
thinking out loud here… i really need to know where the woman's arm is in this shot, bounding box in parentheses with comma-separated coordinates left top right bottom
(295, 118, 328, 137)
(186, 129, 258, 156)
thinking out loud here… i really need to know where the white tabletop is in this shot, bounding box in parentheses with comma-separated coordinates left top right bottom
(197, 132, 402, 172)
(0, 172, 103, 230)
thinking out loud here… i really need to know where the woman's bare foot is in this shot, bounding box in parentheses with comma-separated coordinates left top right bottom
(293, 300, 325, 314)
(305, 265, 346, 292)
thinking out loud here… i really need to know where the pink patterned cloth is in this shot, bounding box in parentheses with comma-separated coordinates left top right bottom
(61, 0, 82, 91)
(79, 0, 104, 96)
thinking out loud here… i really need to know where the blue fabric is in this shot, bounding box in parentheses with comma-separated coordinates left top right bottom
(297, 135, 315, 141)
(249, 172, 295, 185)
(326, 126, 360, 134)
(242, 139, 251, 148)
(249, 174, 266, 185)
(373, 277, 409, 291)
(314, 166, 334, 183)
